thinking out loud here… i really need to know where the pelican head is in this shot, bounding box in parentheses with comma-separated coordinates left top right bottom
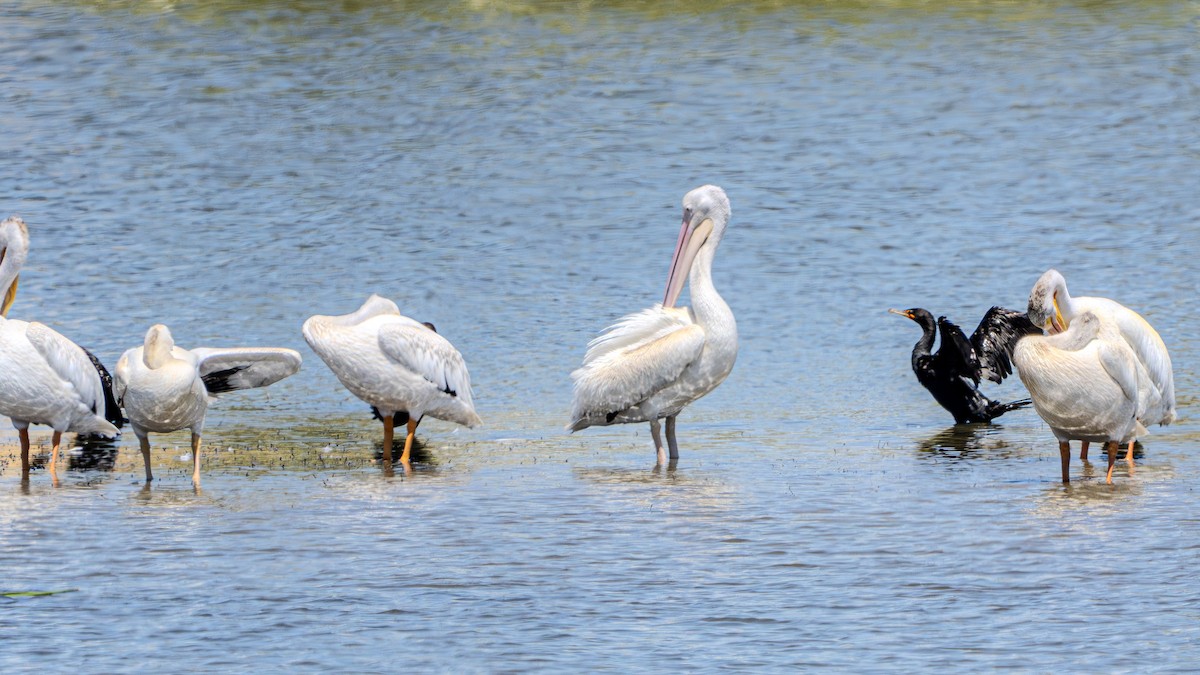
(143, 324, 177, 369)
(0, 216, 30, 318)
(1027, 269, 1070, 334)
(889, 307, 936, 330)
(663, 185, 731, 308)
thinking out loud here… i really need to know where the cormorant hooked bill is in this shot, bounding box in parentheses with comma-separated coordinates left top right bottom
(889, 306, 1040, 424)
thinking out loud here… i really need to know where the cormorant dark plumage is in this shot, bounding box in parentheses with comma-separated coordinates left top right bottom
(889, 306, 1041, 424)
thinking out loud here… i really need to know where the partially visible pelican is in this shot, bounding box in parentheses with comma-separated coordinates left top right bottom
(569, 185, 738, 465)
(1026, 269, 1175, 462)
(302, 295, 481, 469)
(0, 216, 121, 478)
(889, 306, 1039, 424)
(1013, 311, 1143, 484)
(114, 324, 302, 485)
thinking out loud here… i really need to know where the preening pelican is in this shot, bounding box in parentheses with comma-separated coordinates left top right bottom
(114, 324, 302, 485)
(1026, 269, 1175, 463)
(569, 185, 738, 465)
(302, 295, 481, 468)
(1013, 311, 1144, 484)
(0, 216, 121, 478)
(889, 306, 1040, 424)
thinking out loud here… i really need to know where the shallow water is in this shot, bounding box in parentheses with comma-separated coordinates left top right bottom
(2, 0, 1199, 670)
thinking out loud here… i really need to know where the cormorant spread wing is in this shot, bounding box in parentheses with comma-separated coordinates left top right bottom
(969, 306, 1041, 384)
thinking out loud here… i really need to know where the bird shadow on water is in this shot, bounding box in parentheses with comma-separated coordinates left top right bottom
(372, 437, 444, 479)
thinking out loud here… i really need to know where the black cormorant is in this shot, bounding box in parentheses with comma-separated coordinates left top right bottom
(889, 306, 1040, 424)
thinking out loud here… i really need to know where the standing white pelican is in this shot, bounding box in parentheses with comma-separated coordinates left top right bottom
(114, 324, 302, 485)
(568, 185, 738, 465)
(0, 216, 120, 478)
(1026, 269, 1175, 462)
(302, 295, 481, 468)
(1014, 311, 1144, 484)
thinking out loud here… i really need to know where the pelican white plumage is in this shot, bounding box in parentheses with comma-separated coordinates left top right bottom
(302, 295, 481, 468)
(0, 216, 121, 478)
(1025, 269, 1175, 463)
(114, 324, 302, 485)
(1013, 311, 1144, 484)
(569, 185, 738, 465)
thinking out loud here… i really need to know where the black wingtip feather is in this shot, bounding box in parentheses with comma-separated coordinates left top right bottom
(202, 365, 249, 395)
(79, 346, 125, 429)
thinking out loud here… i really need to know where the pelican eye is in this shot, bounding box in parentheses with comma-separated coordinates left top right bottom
(683, 207, 694, 222)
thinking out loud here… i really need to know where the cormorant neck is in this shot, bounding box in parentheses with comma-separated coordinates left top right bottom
(911, 321, 936, 369)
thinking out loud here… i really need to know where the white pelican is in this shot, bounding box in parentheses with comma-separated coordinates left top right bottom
(302, 295, 481, 468)
(0, 216, 120, 478)
(1014, 311, 1144, 484)
(114, 324, 301, 485)
(568, 185, 738, 465)
(1026, 269, 1175, 463)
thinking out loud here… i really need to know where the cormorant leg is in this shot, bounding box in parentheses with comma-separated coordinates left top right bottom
(18, 428, 30, 477)
(138, 433, 153, 482)
(381, 415, 394, 465)
(400, 417, 420, 466)
(1126, 440, 1135, 468)
(650, 419, 666, 466)
(1079, 441, 1089, 461)
(1105, 441, 1117, 485)
(1058, 441, 1071, 484)
(665, 415, 679, 460)
(191, 432, 202, 485)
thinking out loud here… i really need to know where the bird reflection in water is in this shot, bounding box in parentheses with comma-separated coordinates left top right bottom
(67, 434, 122, 473)
(917, 424, 1018, 462)
(574, 461, 690, 486)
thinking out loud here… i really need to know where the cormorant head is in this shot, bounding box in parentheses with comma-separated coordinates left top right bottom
(889, 307, 936, 331)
